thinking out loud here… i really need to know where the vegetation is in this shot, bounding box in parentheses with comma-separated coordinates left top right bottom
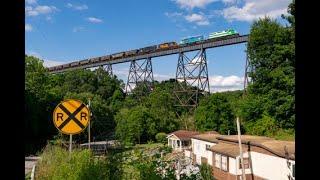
(35, 145, 124, 180)
(240, 0, 295, 137)
(200, 164, 214, 180)
(156, 132, 168, 144)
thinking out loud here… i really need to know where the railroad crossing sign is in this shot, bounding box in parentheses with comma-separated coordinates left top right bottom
(53, 99, 90, 135)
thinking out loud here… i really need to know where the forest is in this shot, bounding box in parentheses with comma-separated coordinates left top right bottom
(25, 1, 295, 155)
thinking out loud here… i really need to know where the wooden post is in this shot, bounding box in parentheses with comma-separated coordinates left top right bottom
(236, 117, 246, 180)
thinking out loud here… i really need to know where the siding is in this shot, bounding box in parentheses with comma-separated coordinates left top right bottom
(191, 139, 216, 165)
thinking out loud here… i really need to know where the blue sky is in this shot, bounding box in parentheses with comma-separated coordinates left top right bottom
(25, 0, 291, 92)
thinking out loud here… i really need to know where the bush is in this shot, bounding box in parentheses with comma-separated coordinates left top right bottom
(155, 132, 167, 144)
(274, 128, 295, 141)
(200, 163, 214, 180)
(244, 113, 278, 136)
(35, 144, 122, 180)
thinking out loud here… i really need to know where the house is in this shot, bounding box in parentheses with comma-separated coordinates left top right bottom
(167, 130, 200, 151)
(187, 131, 220, 166)
(209, 135, 295, 180)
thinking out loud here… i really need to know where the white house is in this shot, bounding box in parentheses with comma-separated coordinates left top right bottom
(209, 135, 295, 180)
(187, 131, 220, 166)
(167, 130, 200, 151)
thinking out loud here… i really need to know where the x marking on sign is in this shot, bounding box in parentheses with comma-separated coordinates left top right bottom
(57, 103, 86, 130)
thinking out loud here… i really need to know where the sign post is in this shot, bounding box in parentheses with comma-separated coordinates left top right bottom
(53, 99, 91, 153)
(69, 134, 72, 153)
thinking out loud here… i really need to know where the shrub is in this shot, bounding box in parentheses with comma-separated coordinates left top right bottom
(155, 132, 167, 144)
(35, 144, 122, 180)
(244, 113, 278, 136)
(200, 163, 214, 180)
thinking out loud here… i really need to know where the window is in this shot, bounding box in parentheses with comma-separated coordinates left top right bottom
(215, 154, 221, 168)
(292, 164, 295, 178)
(206, 144, 211, 150)
(239, 158, 250, 169)
(215, 153, 228, 171)
(221, 155, 228, 171)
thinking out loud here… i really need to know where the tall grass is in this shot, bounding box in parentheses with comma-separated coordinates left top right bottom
(35, 144, 120, 180)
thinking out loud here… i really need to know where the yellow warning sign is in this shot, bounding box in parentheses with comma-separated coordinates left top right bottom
(53, 99, 90, 135)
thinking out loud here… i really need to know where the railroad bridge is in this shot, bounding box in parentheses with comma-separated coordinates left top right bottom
(48, 35, 251, 108)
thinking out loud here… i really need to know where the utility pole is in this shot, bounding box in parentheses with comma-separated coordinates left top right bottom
(88, 98, 91, 150)
(236, 117, 246, 180)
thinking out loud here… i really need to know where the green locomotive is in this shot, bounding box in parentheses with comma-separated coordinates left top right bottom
(208, 29, 239, 39)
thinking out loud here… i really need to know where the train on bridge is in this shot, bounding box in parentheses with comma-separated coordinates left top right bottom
(48, 29, 239, 72)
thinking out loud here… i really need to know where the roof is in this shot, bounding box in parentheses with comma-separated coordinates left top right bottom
(167, 130, 200, 141)
(192, 133, 220, 143)
(210, 135, 295, 160)
(217, 135, 274, 144)
(210, 142, 245, 158)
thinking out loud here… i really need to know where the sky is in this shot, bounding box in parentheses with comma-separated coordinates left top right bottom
(25, 0, 291, 92)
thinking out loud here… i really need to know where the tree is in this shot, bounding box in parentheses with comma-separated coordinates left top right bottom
(242, 2, 295, 132)
(25, 55, 124, 154)
(195, 93, 236, 134)
(25, 55, 59, 155)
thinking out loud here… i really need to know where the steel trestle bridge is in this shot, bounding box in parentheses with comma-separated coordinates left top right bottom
(48, 34, 251, 108)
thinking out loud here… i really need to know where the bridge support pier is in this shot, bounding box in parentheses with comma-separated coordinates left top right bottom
(103, 64, 113, 76)
(174, 47, 210, 111)
(243, 45, 253, 95)
(125, 57, 154, 95)
(98, 64, 113, 76)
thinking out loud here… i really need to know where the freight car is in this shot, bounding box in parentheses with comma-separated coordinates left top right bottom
(208, 29, 239, 40)
(125, 49, 139, 57)
(139, 45, 157, 54)
(56, 65, 63, 70)
(179, 35, 204, 45)
(90, 57, 101, 63)
(70, 61, 79, 67)
(111, 52, 125, 59)
(79, 59, 90, 65)
(48, 66, 55, 71)
(101, 55, 111, 61)
(63, 63, 70, 68)
(158, 42, 178, 49)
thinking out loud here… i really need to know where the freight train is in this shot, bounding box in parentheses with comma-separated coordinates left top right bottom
(48, 29, 239, 71)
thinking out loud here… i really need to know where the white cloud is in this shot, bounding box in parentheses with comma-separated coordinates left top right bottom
(222, 0, 238, 5)
(222, 0, 290, 22)
(46, 16, 52, 21)
(173, 0, 218, 9)
(26, 0, 37, 4)
(185, 13, 210, 25)
(73, 26, 85, 32)
(66, 3, 88, 10)
(209, 75, 244, 92)
(25, 24, 32, 32)
(43, 59, 65, 67)
(86, 17, 103, 23)
(26, 5, 58, 17)
(164, 12, 183, 18)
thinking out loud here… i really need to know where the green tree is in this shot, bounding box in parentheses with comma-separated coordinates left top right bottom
(195, 93, 236, 134)
(241, 1, 295, 133)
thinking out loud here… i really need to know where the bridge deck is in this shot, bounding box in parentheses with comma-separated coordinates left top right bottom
(49, 35, 249, 74)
